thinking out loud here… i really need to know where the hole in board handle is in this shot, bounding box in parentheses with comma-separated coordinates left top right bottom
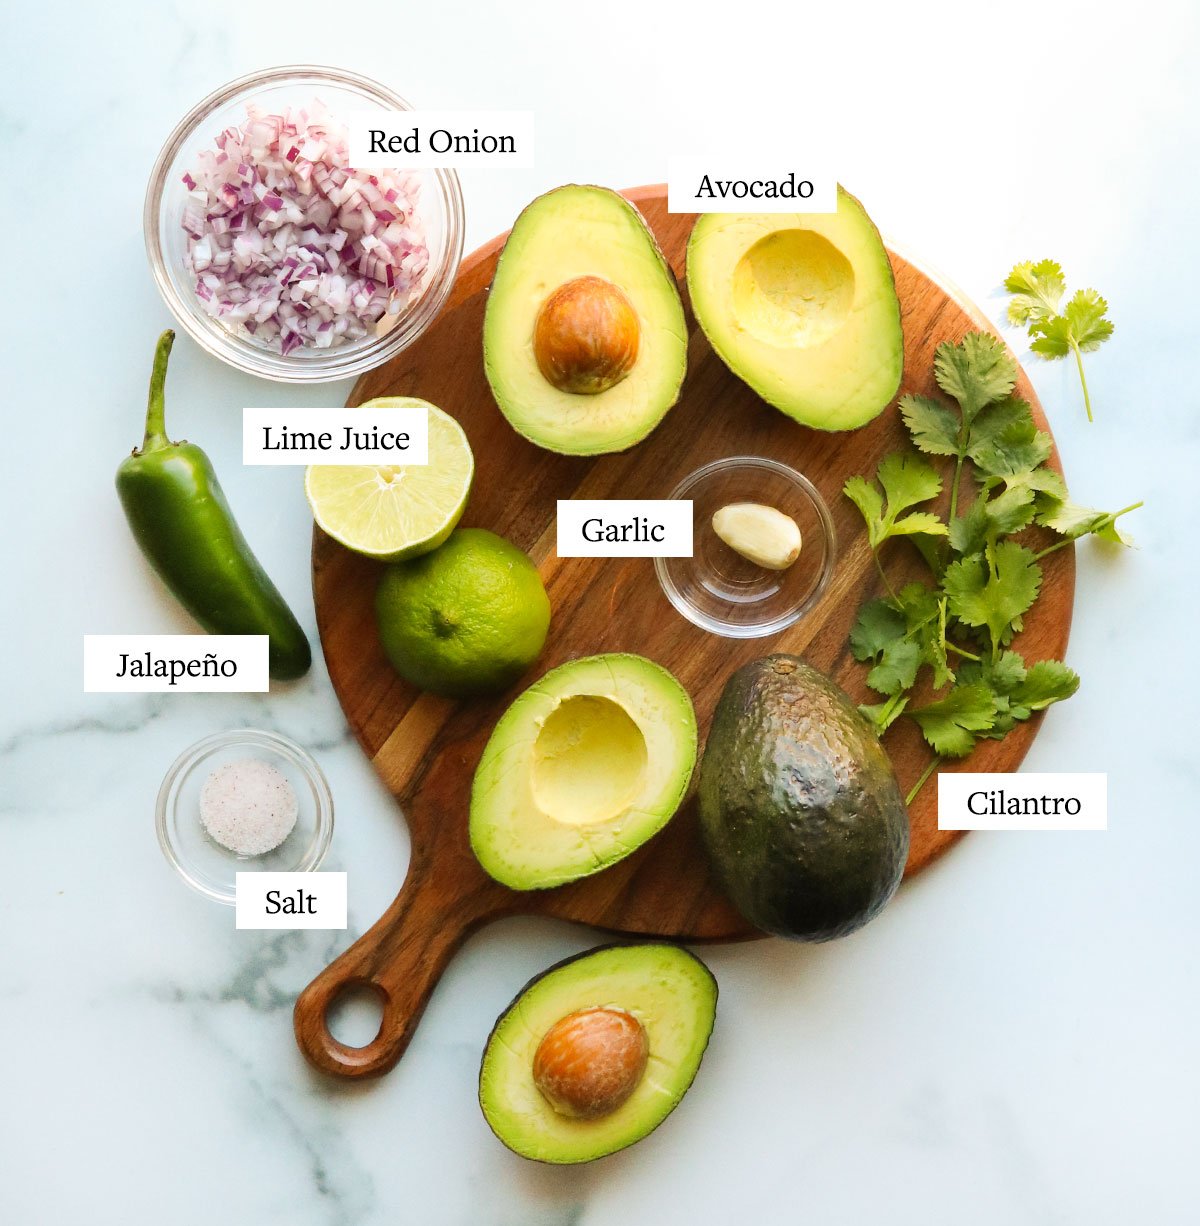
(326, 980, 386, 1049)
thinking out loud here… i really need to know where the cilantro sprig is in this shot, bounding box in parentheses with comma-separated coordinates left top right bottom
(843, 330, 1140, 804)
(1004, 260, 1113, 422)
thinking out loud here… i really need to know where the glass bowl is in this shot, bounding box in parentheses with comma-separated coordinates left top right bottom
(655, 456, 836, 638)
(144, 64, 465, 383)
(156, 729, 334, 905)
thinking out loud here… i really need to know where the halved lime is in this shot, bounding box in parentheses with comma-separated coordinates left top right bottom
(305, 397, 474, 561)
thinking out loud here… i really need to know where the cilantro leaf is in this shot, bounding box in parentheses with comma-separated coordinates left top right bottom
(1003, 262, 1113, 421)
(949, 486, 1035, 557)
(843, 475, 883, 533)
(850, 585, 953, 697)
(965, 652, 1024, 701)
(1064, 290, 1116, 352)
(980, 484, 1038, 537)
(957, 651, 1028, 735)
(1035, 496, 1142, 545)
(933, 333, 1017, 422)
(849, 599, 905, 661)
(886, 512, 948, 540)
(868, 639, 922, 696)
(844, 453, 948, 550)
(1004, 259, 1065, 327)
(893, 581, 940, 626)
(900, 394, 960, 456)
(949, 496, 989, 558)
(957, 651, 1078, 736)
(907, 684, 999, 757)
(878, 452, 942, 516)
(942, 541, 1042, 653)
(966, 395, 1052, 478)
(1015, 659, 1081, 710)
(991, 464, 1068, 504)
(1031, 289, 1114, 357)
(849, 597, 924, 697)
(892, 584, 953, 688)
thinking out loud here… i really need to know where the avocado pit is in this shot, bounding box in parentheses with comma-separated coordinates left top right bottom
(533, 275, 640, 394)
(532, 1006, 649, 1119)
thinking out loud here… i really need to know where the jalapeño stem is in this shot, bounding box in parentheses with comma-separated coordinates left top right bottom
(142, 330, 176, 452)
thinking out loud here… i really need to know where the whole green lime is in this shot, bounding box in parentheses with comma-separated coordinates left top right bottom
(375, 528, 551, 697)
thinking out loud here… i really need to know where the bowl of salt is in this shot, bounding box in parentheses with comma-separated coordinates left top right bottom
(156, 728, 334, 905)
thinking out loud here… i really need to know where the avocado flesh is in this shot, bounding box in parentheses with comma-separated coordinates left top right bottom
(470, 654, 697, 890)
(686, 186, 903, 431)
(483, 185, 688, 455)
(479, 943, 717, 1163)
(699, 655, 909, 941)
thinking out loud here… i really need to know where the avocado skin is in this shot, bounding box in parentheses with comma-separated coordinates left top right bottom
(699, 655, 909, 942)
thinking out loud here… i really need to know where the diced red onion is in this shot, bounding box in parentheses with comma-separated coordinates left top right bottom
(180, 97, 430, 354)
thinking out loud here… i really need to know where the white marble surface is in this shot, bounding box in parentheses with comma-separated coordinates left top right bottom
(5, 2, 1199, 1222)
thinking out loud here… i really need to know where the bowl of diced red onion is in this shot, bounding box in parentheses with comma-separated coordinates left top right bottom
(145, 65, 465, 382)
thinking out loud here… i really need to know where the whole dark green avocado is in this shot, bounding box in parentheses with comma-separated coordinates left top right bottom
(698, 655, 909, 941)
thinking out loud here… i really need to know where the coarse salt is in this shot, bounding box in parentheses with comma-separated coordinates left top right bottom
(199, 758, 298, 856)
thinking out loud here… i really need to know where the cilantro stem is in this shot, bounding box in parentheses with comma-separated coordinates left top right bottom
(906, 756, 942, 807)
(873, 551, 898, 600)
(949, 453, 965, 521)
(875, 692, 907, 730)
(945, 641, 981, 662)
(1070, 340, 1094, 423)
(1034, 537, 1071, 561)
(988, 548, 1002, 664)
(949, 406, 975, 524)
(1034, 502, 1144, 560)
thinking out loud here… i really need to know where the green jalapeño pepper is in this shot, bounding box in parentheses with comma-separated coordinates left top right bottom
(116, 332, 312, 681)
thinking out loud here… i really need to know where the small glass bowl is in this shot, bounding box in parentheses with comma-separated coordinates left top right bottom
(156, 729, 334, 905)
(655, 456, 837, 638)
(144, 64, 465, 383)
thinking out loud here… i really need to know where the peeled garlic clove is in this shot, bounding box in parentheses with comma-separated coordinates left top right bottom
(712, 502, 802, 571)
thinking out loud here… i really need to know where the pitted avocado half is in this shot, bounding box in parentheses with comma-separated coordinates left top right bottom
(469, 653, 697, 890)
(479, 943, 717, 1163)
(483, 185, 687, 455)
(686, 186, 903, 430)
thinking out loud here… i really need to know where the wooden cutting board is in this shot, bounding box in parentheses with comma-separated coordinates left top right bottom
(293, 185, 1074, 1078)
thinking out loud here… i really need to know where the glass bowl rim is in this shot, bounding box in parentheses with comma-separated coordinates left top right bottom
(155, 726, 335, 905)
(654, 454, 838, 639)
(143, 63, 465, 383)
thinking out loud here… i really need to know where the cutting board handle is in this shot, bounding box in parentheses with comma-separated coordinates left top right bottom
(293, 850, 499, 1079)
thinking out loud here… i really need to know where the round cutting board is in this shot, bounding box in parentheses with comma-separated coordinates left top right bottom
(294, 186, 1075, 1079)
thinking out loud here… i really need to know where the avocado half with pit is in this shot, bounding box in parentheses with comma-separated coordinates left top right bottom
(469, 653, 697, 889)
(686, 186, 903, 430)
(483, 185, 688, 455)
(479, 943, 717, 1163)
